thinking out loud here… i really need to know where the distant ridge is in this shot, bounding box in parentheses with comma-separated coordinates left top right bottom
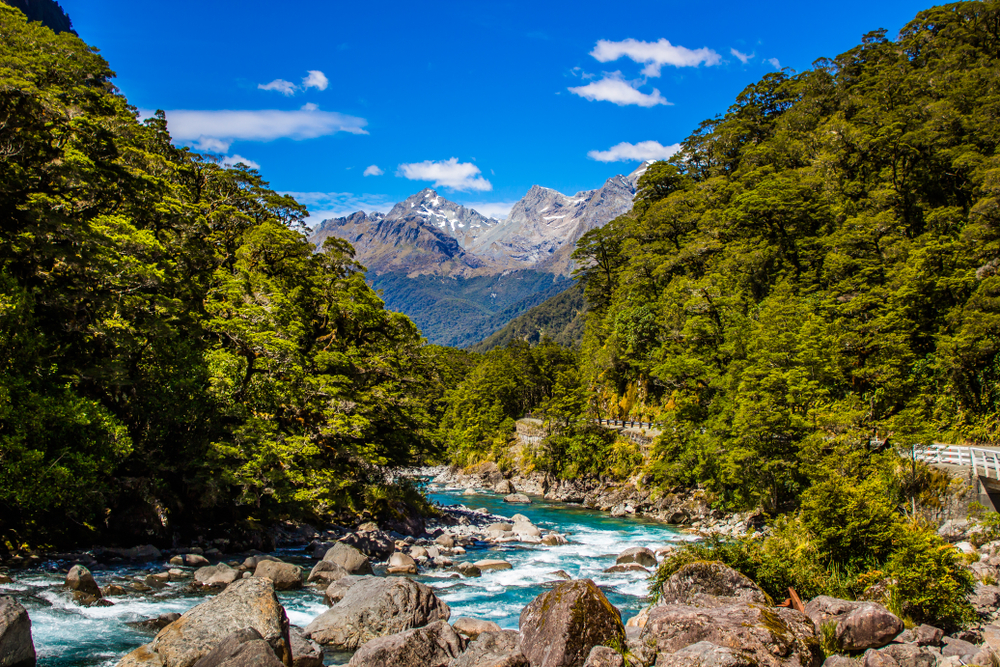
(468, 281, 585, 353)
(1, 0, 75, 33)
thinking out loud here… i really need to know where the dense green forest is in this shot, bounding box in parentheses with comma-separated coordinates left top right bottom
(468, 281, 586, 353)
(0, 6, 458, 551)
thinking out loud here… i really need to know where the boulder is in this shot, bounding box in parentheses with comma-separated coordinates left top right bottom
(660, 562, 768, 609)
(583, 646, 624, 667)
(542, 534, 569, 546)
(878, 644, 936, 667)
(129, 613, 182, 632)
(185, 554, 211, 567)
(347, 620, 464, 667)
(388, 552, 418, 575)
(66, 564, 102, 598)
(253, 561, 302, 590)
(913, 625, 943, 647)
(984, 624, 1000, 652)
(452, 617, 502, 639)
(323, 575, 371, 606)
(822, 658, 859, 667)
(288, 626, 323, 667)
(380, 501, 426, 537)
(115, 578, 291, 667)
(615, 547, 657, 568)
(194, 564, 239, 587)
(321, 543, 373, 575)
(941, 636, 978, 660)
(475, 559, 513, 572)
(519, 579, 625, 667)
(0, 575, 11, 585)
(189, 628, 284, 667)
(487, 523, 514, 534)
(0, 596, 36, 667)
(340, 530, 395, 561)
(495, 480, 515, 495)
(604, 564, 648, 574)
(971, 584, 1000, 617)
(510, 514, 530, 523)
(835, 604, 904, 651)
(861, 650, 899, 667)
(654, 640, 756, 667)
(435, 534, 456, 549)
(639, 603, 822, 667)
(304, 576, 450, 649)
(513, 522, 541, 538)
(456, 563, 482, 578)
(451, 630, 528, 667)
(504, 494, 531, 504)
(306, 560, 347, 586)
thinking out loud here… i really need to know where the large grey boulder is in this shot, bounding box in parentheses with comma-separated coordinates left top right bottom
(519, 579, 625, 667)
(615, 547, 656, 568)
(803, 596, 903, 650)
(452, 617, 502, 640)
(659, 562, 768, 609)
(189, 628, 284, 667)
(653, 641, 755, 667)
(347, 620, 465, 667)
(321, 542, 373, 575)
(387, 552, 418, 575)
(639, 603, 822, 667)
(305, 560, 347, 586)
(340, 530, 395, 561)
(322, 575, 371, 606)
(861, 649, 898, 667)
(448, 630, 528, 667)
(878, 644, 936, 667)
(288, 626, 323, 667)
(504, 494, 531, 504)
(583, 646, 624, 667)
(253, 561, 302, 591)
(304, 576, 450, 649)
(115, 578, 291, 667)
(194, 564, 239, 587)
(0, 596, 35, 667)
(66, 564, 102, 598)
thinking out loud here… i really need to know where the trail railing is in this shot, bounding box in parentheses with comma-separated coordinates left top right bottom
(913, 444, 1000, 481)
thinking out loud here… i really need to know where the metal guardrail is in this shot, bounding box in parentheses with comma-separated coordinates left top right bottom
(914, 444, 1000, 480)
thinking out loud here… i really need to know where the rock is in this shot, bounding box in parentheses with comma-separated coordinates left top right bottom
(170, 555, 184, 566)
(0, 575, 11, 584)
(504, 494, 531, 504)
(0, 596, 36, 667)
(306, 560, 347, 586)
(878, 644, 936, 667)
(971, 584, 1000, 616)
(984, 624, 1000, 652)
(323, 575, 371, 606)
(615, 547, 657, 568)
(583, 646, 624, 667)
(340, 530, 395, 561)
(938, 520, 970, 542)
(487, 523, 514, 534)
(185, 554, 211, 567)
(304, 576, 450, 649)
(464, 488, 478, 495)
(189, 628, 284, 667)
(861, 649, 899, 667)
(835, 604, 904, 651)
(513, 522, 541, 538)
(822, 657, 858, 667)
(322, 542, 373, 575)
(542, 534, 569, 546)
(194, 564, 239, 587)
(955, 541, 977, 554)
(654, 641, 755, 667)
(495, 480, 515, 495)
(388, 552, 418, 575)
(168, 569, 190, 582)
(115, 578, 291, 667)
(941, 636, 978, 660)
(510, 514, 530, 523)
(519, 579, 625, 667)
(604, 564, 648, 574)
(130, 613, 182, 632)
(660, 561, 768, 609)
(289, 626, 323, 667)
(411, 546, 429, 559)
(913, 625, 943, 647)
(243, 555, 280, 572)
(475, 559, 513, 572)
(253, 561, 302, 590)
(973, 648, 995, 667)
(381, 501, 426, 537)
(640, 603, 822, 667)
(455, 563, 482, 578)
(549, 570, 572, 581)
(104, 584, 128, 596)
(451, 630, 528, 667)
(625, 607, 650, 629)
(346, 620, 464, 667)
(66, 564, 102, 598)
(452, 617, 502, 639)
(435, 534, 456, 548)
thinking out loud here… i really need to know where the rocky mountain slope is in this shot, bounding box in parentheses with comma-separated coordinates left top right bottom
(1, 0, 74, 33)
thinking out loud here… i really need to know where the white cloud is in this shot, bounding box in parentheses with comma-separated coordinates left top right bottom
(222, 154, 261, 169)
(363, 164, 384, 176)
(731, 48, 754, 64)
(568, 73, 670, 107)
(587, 140, 681, 163)
(767, 57, 781, 69)
(156, 107, 368, 152)
(591, 38, 721, 77)
(397, 158, 492, 192)
(303, 70, 329, 91)
(459, 201, 518, 220)
(281, 191, 395, 228)
(258, 79, 297, 96)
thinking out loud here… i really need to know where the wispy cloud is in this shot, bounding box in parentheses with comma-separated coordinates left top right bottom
(222, 154, 261, 169)
(459, 201, 518, 220)
(281, 191, 395, 228)
(363, 164, 384, 176)
(258, 70, 329, 95)
(588, 140, 681, 163)
(730, 48, 754, 64)
(156, 106, 368, 152)
(397, 158, 492, 192)
(767, 57, 781, 69)
(590, 38, 720, 77)
(568, 72, 670, 107)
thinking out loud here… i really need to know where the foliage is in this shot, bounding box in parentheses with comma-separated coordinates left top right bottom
(469, 281, 586, 353)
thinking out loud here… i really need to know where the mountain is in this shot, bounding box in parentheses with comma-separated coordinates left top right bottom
(308, 163, 647, 346)
(1, 0, 74, 33)
(468, 281, 586, 353)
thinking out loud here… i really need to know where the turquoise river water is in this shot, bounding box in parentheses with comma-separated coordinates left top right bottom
(0, 484, 689, 666)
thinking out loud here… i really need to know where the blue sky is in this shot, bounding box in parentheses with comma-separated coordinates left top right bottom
(64, 0, 935, 225)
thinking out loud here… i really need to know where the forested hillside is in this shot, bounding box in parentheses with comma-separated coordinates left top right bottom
(468, 282, 586, 353)
(0, 7, 449, 551)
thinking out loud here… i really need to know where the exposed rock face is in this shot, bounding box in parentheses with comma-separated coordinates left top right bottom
(615, 547, 656, 568)
(189, 628, 284, 667)
(519, 579, 626, 667)
(450, 630, 529, 667)
(639, 603, 822, 667)
(304, 576, 450, 649)
(660, 562, 769, 609)
(452, 617, 502, 640)
(321, 543, 373, 575)
(115, 578, 291, 667)
(347, 620, 465, 667)
(253, 561, 302, 591)
(0, 596, 36, 667)
(66, 564, 102, 598)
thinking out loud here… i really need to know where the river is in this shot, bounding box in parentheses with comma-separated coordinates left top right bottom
(0, 482, 689, 666)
